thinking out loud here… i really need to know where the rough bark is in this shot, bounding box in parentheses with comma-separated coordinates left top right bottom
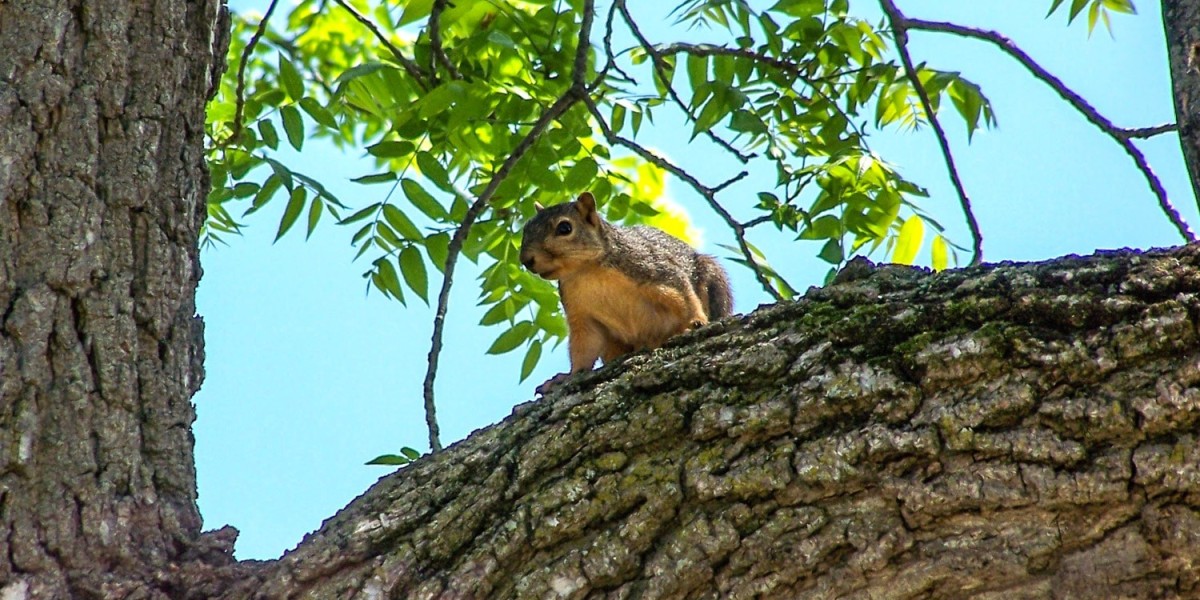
(211, 244, 1200, 599)
(1164, 0, 1200, 207)
(0, 0, 229, 597)
(4, 2, 1200, 598)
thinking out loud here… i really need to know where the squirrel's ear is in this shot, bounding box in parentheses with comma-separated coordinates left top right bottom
(576, 192, 601, 227)
(533, 201, 545, 212)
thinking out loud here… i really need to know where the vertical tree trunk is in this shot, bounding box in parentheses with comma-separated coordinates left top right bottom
(0, 1, 226, 596)
(1163, 0, 1200, 206)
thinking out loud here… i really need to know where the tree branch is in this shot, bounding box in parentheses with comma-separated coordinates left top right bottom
(429, 0, 463, 81)
(880, 0, 985, 266)
(221, 0, 280, 148)
(615, 0, 754, 164)
(1120, 123, 1176, 140)
(581, 95, 784, 302)
(902, 16, 1196, 243)
(333, 0, 430, 91)
(419, 0, 595, 452)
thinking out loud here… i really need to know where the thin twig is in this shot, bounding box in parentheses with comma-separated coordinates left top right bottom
(744, 214, 773, 228)
(1120, 123, 1176, 140)
(880, 0, 985, 265)
(430, 0, 463, 81)
(904, 16, 1195, 243)
(582, 95, 784, 301)
(420, 0, 595, 451)
(223, 0, 280, 147)
(332, 0, 430, 91)
(602, 2, 635, 84)
(616, 0, 754, 164)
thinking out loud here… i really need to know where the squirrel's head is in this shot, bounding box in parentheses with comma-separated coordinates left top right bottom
(519, 192, 606, 280)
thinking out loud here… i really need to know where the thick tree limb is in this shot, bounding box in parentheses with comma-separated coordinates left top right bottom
(903, 16, 1196, 243)
(881, 0, 985, 266)
(1162, 0, 1200, 212)
(219, 243, 1200, 598)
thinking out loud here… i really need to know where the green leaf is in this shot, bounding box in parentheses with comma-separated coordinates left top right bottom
(417, 152, 451, 189)
(818, 239, 843, 264)
(365, 454, 412, 466)
(520, 339, 542, 381)
(306, 196, 323, 239)
(399, 246, 429, 303)
(299, 97, 337, 129)
(367, 140, 415, 158)
(231, 182, 260, 199)
(487, 321, 534, 355)
(340, 203, 380, 225)
(258, 119, 279, 150)
(402, 178, 449, 220)
(265, 159, 294, 191)
(352, 172, 398, 184)
(280, 105, 304, 151)
(278, 54, 305, 101)
(382, 204, 423, 240)
(892, 216, 924, 265)
(611, 103, 627, 133)
(480, 298, 517, 326)
(564, 158, 599, 191)
(426, 232, 450, 272)
(246, 174, 282, 216)
(375, 257, 405, 302)
(400, 446, 422, 460)
(1102, 0, 1136, 14)
(931, 234, 949, 271)
(686, 53, 708, 90)
(275, 187, 307, 241)
(398, 0, 433, 25)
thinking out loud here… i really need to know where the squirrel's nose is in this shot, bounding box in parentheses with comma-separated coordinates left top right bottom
(521, 257, 536, 271)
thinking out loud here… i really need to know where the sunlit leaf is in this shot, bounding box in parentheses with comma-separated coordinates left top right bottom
(892, 216, 924, 265)
(931, 234, 949, 271)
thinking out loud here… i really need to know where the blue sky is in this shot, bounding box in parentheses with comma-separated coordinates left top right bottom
(196, 0, 1193, 559)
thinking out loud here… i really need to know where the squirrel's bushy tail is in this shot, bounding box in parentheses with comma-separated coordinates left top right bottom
(696, 255, 733, 320)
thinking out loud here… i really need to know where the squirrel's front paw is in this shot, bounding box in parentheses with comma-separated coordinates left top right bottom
(535, 372, 572, 396)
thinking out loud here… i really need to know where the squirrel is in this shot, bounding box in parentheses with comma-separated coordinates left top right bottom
(519, 191, 733, 394)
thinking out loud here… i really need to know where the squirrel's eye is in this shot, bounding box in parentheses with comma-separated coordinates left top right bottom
(555, 221, 573, 236)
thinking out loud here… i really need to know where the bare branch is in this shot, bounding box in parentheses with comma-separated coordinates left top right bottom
(744, 214, 773, 228)
(420, 0, 596, 452)
(581, 95, 784, 302)
(430, 0, 463, 81)
(880, 0, 985, 265)
(903, 16, 1195, 243)
(615, 0, 755, 164)
(1119, 123, 1176, 140)
(602, 2, 635, 84)
(332, 0, 430, 91)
